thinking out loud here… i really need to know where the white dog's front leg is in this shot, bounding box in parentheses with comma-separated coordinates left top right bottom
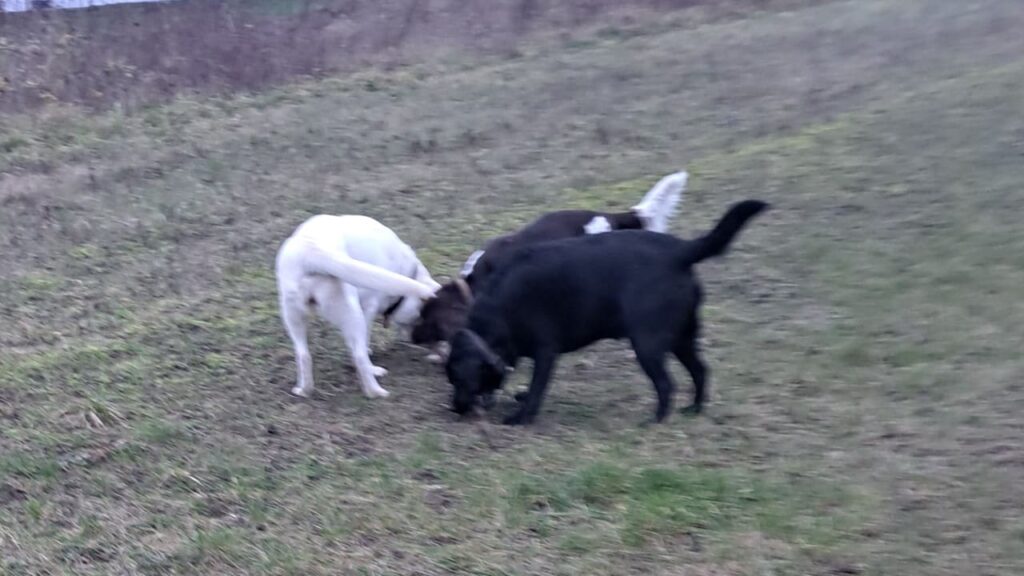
(360, 297, 390, 379)
(329, 289, 390, 398)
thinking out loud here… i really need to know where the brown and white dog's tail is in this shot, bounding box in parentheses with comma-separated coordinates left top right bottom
(631, 170, 688, 233)
(459, 249, 486, 279)
(292, 238, 437, 299)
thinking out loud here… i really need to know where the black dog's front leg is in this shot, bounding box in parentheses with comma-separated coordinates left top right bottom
(504, 353, 557, 425)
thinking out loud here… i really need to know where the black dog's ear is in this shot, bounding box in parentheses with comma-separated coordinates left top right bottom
(459, 329, 507, 374)
(453, 278, 473, 304)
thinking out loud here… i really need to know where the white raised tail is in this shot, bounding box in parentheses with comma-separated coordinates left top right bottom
(292, 238, 436, 300)
(631, 170, 688, 233)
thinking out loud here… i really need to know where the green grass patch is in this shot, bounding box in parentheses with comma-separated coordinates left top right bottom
(490, 458, 858, 549)
(136, 419, 190, 445)
(0, 453, 60, 482)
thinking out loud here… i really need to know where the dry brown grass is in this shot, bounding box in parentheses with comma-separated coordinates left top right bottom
(0, 0, 816, 113)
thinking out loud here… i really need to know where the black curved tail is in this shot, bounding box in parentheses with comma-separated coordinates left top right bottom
(683, 200, 769, 265)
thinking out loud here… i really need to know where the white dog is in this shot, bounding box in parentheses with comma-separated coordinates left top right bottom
(275, 215, 440, 399)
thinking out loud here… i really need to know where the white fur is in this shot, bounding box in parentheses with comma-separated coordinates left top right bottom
(275, 215, 440, 399)
(631, 170, 688, 233)
(426, 341, 451, 364)
(583, 215, 612, 235)
(460, 249, 485, 278)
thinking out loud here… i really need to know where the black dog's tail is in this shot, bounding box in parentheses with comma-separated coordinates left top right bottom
(681, 200, 768, 266)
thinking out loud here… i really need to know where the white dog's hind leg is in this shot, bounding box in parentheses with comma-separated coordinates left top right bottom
(280, 294, 314, 397)
(321, 285, 390, 398)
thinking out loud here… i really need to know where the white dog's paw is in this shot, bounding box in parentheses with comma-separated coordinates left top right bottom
(371, 365, 389, 377)
(364, 385, 390, 399)
(290, 385, 312, 398)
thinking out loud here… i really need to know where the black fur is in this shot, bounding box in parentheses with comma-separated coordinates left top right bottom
(445, 200, 768, 425)
(412, 209, 642, 347)
(465, 209, 643, 289)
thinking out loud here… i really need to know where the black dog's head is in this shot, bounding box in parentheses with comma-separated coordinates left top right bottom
(446, 329, 508, 415)
(411, 279, 474, 348)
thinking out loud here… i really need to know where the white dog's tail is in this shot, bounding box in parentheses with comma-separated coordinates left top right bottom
(296, 239, 436, 299)
(630, 170, 688, 233)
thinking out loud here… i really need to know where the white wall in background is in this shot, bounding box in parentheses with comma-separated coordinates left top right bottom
(2, 0, 167, 12)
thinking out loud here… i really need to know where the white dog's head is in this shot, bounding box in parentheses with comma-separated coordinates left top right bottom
(385, 262, 441, 332)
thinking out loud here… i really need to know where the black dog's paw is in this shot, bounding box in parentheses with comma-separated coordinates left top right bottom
(642, 412, 669, 427)
(480, 392, 497, 411)
(503, 411, 532, 426)
(679, 403, 704, 416)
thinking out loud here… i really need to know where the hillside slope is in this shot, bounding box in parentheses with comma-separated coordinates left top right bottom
(2, 0, 1024, 574)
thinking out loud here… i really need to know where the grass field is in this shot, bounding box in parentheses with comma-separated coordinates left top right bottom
(2, 0, 1024, 573)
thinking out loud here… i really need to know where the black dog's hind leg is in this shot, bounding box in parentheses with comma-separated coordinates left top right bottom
(673, 318, 707, 414)
(504, 352, 557, 426)
(635, 352, 675, 423)
(632, 337, 676, 423)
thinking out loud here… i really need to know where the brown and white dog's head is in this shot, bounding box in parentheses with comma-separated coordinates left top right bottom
(382, 261, 442, 333)
(411, 277, 473, 362)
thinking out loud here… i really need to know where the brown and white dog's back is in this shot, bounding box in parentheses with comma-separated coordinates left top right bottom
(276, 215, 439, 399)
(412, 171, 688, 355)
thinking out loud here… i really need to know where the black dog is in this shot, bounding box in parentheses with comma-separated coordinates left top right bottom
(445, 200, 768, 425)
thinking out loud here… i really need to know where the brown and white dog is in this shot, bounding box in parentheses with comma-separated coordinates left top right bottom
(411, 171, 688, 360)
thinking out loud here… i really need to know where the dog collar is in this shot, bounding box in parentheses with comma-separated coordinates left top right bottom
(381, 262, 420, 323)
(381, 296, 405, 321)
